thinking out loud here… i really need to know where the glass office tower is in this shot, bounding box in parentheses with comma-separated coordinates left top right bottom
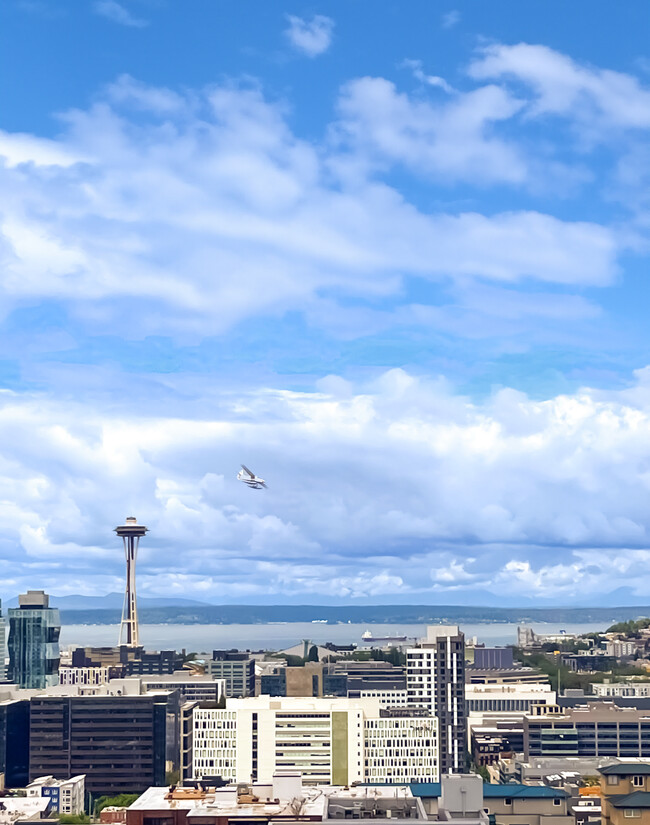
(8, 591, 60, 689)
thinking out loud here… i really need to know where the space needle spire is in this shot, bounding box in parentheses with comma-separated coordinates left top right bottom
(115, 516, 148, 647)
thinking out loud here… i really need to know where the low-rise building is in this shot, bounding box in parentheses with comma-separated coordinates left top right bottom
(601, 760, 650, 825)
(594, 684, 650, 698)
(126, 778, 427, 825)
(466, 682, 556, 713)
(410, 776, 571, 825)
(524, 703, 650, 760)
(27, 774, 86, 815)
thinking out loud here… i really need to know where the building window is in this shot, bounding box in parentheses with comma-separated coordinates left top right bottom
(624, 811, 641, 819)
(504, 799, 512, 806)
(553, 799, 562, 807)
(633, 776, 645, 788)
(608, 776, 620, 785)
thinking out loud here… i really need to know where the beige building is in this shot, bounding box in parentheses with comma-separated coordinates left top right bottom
(601, 761, 650, 825)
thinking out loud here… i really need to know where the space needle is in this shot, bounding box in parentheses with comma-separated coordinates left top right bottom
(115, 516, 148, 647)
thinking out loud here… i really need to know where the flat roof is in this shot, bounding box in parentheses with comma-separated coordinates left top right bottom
(408, 784, 568, 799)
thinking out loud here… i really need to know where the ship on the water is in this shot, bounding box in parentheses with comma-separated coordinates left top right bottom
(361, 629, 407, 643)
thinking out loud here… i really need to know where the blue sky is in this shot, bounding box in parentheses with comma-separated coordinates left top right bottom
(1, 0, 650, 605)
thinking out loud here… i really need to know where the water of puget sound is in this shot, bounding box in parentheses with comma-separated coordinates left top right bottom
(59, 621, 609, 654)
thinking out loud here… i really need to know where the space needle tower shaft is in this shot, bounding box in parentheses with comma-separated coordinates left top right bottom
(115, 517, 148, 647)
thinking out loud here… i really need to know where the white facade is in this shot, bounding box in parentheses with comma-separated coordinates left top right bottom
(27, 774, 86, 815)
(364, 715, 437, 783)
(606, 641, 637, 658)
(592, 682, 650, 697)
(466, 682, 556, 712)
(406, 625, 465, 774)
(191, 696, 438, 786)
(59, 666, 111, 686)
(358, 688, 408, 707)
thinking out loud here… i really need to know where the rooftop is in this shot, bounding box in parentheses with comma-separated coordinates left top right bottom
(408, 784, 568, 799)
(610, 792, 650, 809)
(600, 762, 650, 776)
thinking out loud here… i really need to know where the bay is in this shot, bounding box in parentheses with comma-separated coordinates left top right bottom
(59, 620, 608, 653)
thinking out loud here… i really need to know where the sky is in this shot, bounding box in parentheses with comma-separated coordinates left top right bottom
(1, 1, 650, 607)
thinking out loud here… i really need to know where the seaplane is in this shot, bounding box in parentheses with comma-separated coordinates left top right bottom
(237, 464, 268, 489)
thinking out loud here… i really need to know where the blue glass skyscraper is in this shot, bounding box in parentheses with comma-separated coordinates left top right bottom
(8, 591, 60, 689)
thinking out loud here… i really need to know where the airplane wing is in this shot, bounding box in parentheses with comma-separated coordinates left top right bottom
(261, 481, 269, 489)
(241, 464, 254, 478)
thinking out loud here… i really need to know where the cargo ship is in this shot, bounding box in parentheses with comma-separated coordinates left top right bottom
(361, 629, 407, 643)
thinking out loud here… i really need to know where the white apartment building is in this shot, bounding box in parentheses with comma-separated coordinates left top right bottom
(592, 682, 650, 697)
(189, 695, 438, 786)
(466, 682, 556, 712)
(59, 666, 112, 686)
(605, 641, 637, 658)
(406, 625, 465, 774)
(27, 774, 85, 815)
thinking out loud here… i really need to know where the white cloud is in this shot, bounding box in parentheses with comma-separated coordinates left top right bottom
(3, 370, 650, 601)
(442, 10, 460, 29)
(401, 59, 455, 94)
(0, 77, 619, 339)
(469, 42, 650, 130)
(93, 0, 148, 28)
(336, 75, 528, 184)
(285, 14, 334, 58)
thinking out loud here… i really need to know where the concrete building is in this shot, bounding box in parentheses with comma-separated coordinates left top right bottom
(207, 651, 255, 698)
(0, 797, 51, 823)
(27, 774, 86, 815)
(466, 682, 556, 713)
(260, 663, 324, 697)
(8, 591, 60, 690)
(28, 692, 180, 795)
(601, 761, 650, 825)
(594, 684, 650, 698)
(407, 625, 465, 774)
(524, 703, 650, 760)
(186, 695, 438, 786)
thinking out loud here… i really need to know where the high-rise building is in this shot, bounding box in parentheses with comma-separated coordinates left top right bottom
(0, 698, 30, 787)
(184, 695, 438, 786)
(8, 591, 60, 689)
(406, 625, 466, 774)
(29, 692, 180, 795)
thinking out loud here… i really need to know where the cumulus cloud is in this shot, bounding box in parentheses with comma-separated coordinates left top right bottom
(93, 0, 148, 28)
(469, 42, 650, 131)
(3, 371, 650, 602)
(285, 14, 334, 57)
(0, 76, 619, 341)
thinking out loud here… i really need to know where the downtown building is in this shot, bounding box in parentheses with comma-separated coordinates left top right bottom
(28, 692, 180, 795)
(8, 591, 60, 690)
(184, 695, 438, 786)
(406, 625, 466, 774)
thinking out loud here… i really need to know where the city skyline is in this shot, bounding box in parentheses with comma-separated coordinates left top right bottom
(2, 2, 650, 605)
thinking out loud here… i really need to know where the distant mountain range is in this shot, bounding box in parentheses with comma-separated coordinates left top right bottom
(43, 602, 650, 626)
(3, 592, 212, 610)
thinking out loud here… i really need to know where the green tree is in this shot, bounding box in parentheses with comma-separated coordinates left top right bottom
(94, 794, 141, 816)
(59, 816, 90, 824)
(308, 645, 319, 662)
